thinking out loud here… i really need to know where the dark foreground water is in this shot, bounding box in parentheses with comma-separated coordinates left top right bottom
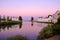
(0, 21, 48, 40)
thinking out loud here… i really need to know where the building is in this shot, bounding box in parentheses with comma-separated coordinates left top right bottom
(1, 16, 6, 22)
(52, 10, 60, 23)
(37, 15, 52, 22)
(0, 16, 19, 22)
(11, 17, 19, 21)
(36, 10, 60, 23)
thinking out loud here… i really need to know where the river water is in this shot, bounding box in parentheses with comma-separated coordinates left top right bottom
(0, 21, 48, 40)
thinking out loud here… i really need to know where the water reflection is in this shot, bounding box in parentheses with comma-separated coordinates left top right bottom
(0, 25, 12, 31)
(6, 25, 12, 30)
(0, 27, 1, 32)
(31, 22, 33, 26)
(0, 21, 49, 40)
(0, 25, 6, 31)
(0, 22, 23, 32)
(19, 22, 22, 29)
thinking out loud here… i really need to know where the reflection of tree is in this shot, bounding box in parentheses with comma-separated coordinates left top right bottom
(0, 26, 1, 32)
(7, 25, 12, 30)
(31, 22, 33, 26)
(0, 25, 12, 31)
(19, 22, 22, 29)
(1, 25, 6, 31)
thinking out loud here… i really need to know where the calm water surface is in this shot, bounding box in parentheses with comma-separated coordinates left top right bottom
(0, 21, 48, 40)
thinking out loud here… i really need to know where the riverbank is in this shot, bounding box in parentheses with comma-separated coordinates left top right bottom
(7, 35, 28, 40)
(0, 21, 22, 25)
(45, 35, 60, 40)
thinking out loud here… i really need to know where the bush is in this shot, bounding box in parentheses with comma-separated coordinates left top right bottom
(52, 17, 60, 34)
(7, 35, 28, 40)
(37, 25, 53, 40)
(52, 24, 60, 35)
(57, 17, 60, 24)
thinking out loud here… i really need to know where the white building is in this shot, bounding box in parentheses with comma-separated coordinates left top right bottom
(36, 10, 60, 23)
(37, 15, 52, 22)
(12, 17, 19, 21)
(52, 10, 60, 23)
(0, 16, 19, 22)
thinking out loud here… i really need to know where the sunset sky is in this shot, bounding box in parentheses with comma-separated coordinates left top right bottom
(0, 0, 60, 17)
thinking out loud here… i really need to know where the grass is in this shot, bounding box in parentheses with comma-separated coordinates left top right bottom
(7, 35, 28, 40)
(37, 25, 54, 40)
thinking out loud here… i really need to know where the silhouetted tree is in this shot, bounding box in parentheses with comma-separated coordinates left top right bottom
(19, 16, 22, 21)
(9, 17, 12, 21)
(7, 16, 12, 21)
(0, 16, 1, 22)
(31, 17, 34, 21)
(57, 17, 60, 24)
(10, 17, 12, 21)
(7, 16, 9, 21)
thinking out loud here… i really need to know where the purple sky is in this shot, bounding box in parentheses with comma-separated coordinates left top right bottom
(0, 0, 60, 17)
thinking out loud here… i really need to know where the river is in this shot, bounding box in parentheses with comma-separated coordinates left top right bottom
(0, 21, 48, 40)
